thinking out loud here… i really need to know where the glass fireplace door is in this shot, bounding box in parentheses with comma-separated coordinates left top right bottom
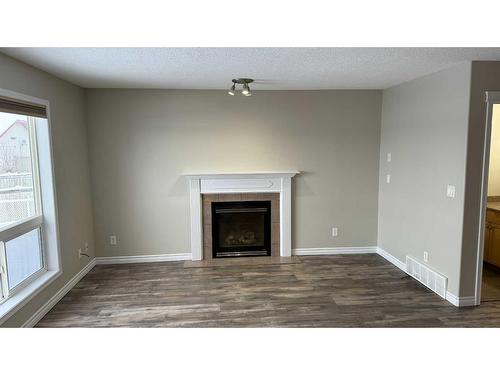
(212, 201, 271, 258)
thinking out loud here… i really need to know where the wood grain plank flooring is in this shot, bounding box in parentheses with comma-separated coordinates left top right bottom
(482, 266, 500, 302)
(184, 255, 301, 268)
(36, 254, 500, 327)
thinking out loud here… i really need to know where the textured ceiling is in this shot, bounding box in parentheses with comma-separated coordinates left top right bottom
(3, 47, 500, 90)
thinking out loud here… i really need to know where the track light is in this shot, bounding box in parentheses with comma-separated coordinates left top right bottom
(228, 78, 254, 97)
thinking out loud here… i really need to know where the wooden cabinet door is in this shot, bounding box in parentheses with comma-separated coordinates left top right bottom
(488, 223, 500, 267)
(484, 223, 491, 262)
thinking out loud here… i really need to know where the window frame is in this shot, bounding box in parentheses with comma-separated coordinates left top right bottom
(0, 88, 61, 325)
(1, 223, 46, 296)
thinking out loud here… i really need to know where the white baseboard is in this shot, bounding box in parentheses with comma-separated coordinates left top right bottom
(376, 247, 407, 272)
(445, 292, 476, 307)
(22, 258, 97, 327)
(459, 296, 477, 307)
(445, 292, 459, 306)
(292, 246, 378, 256)
(95, 253, 192, 265)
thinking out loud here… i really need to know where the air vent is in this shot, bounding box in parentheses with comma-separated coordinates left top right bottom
(406, 256, 447, 298)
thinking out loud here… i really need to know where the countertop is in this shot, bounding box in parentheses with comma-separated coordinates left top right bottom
(487, 202, 500, 212)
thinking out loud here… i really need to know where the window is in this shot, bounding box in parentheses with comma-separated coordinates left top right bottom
(0, 91, 60, 321)
(0, 111, 44, 300)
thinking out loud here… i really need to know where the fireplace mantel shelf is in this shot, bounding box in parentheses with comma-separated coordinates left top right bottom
(183, 171, 300, 179)
(185, 171, 298, 261)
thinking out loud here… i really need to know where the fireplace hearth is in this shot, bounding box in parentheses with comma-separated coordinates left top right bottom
(212, 201, 271, 258)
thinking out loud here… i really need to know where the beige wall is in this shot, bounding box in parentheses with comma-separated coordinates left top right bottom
(378, 63, 472, 296)
(86, 89, 382, 257)
(0, 53, 95, 327)
(487, 105, 500, 196)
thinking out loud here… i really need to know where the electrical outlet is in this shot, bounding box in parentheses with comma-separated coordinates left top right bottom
(386, 174, 391, 184)
(423, 251, 429, 263)
(446, 184, 456, 198)
(332, 227, 338, 237)
(387, 153, 392, 162)
(110, 235, 117, 246)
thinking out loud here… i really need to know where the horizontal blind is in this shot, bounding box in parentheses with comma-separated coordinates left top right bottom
(0, 96, 47, 118)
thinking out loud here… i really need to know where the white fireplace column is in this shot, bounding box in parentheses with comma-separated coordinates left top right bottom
(184, 172, 299, 261)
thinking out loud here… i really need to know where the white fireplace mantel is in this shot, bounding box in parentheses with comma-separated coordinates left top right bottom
(184, 171, 299, 260)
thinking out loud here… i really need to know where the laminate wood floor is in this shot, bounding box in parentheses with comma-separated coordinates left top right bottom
(36, 254, 500, 327)
(482, 266, 500, 302)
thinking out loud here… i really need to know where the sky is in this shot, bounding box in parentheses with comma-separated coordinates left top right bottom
(0, 112, 27, 134)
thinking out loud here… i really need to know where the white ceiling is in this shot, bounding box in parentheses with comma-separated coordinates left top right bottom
(3, 48, 500, 90)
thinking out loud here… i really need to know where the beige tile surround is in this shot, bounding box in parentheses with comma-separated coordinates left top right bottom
(202, 193, 280, 259)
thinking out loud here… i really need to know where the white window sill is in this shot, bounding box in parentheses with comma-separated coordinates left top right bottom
(0, 270, 61, 326)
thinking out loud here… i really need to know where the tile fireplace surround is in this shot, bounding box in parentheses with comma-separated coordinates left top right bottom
(202, 193, 280, 259)
(184, 172, 299, 260)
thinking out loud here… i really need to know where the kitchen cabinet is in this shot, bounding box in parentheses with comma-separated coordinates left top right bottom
(484, 208, 500, 267)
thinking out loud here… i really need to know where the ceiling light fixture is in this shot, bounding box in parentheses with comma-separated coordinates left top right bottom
(228, 78, 254, 96)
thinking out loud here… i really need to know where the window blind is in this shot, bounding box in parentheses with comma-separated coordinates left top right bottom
(0, 96, 47, 118)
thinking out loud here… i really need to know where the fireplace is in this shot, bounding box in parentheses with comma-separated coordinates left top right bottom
(212, 201, 271, 258)
(185, 171, 298, 260)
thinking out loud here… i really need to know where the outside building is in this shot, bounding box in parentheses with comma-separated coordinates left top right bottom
(0, 118, 35, 227)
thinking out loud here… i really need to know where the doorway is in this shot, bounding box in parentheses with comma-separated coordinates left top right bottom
(477, 93, 500, 303)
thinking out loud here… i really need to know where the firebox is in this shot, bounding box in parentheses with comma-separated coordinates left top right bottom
(211, 201, 271, 258)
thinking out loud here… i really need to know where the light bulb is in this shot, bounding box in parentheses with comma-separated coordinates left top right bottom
(242, 83, 250, 96)
(228, 84, 236, 96)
